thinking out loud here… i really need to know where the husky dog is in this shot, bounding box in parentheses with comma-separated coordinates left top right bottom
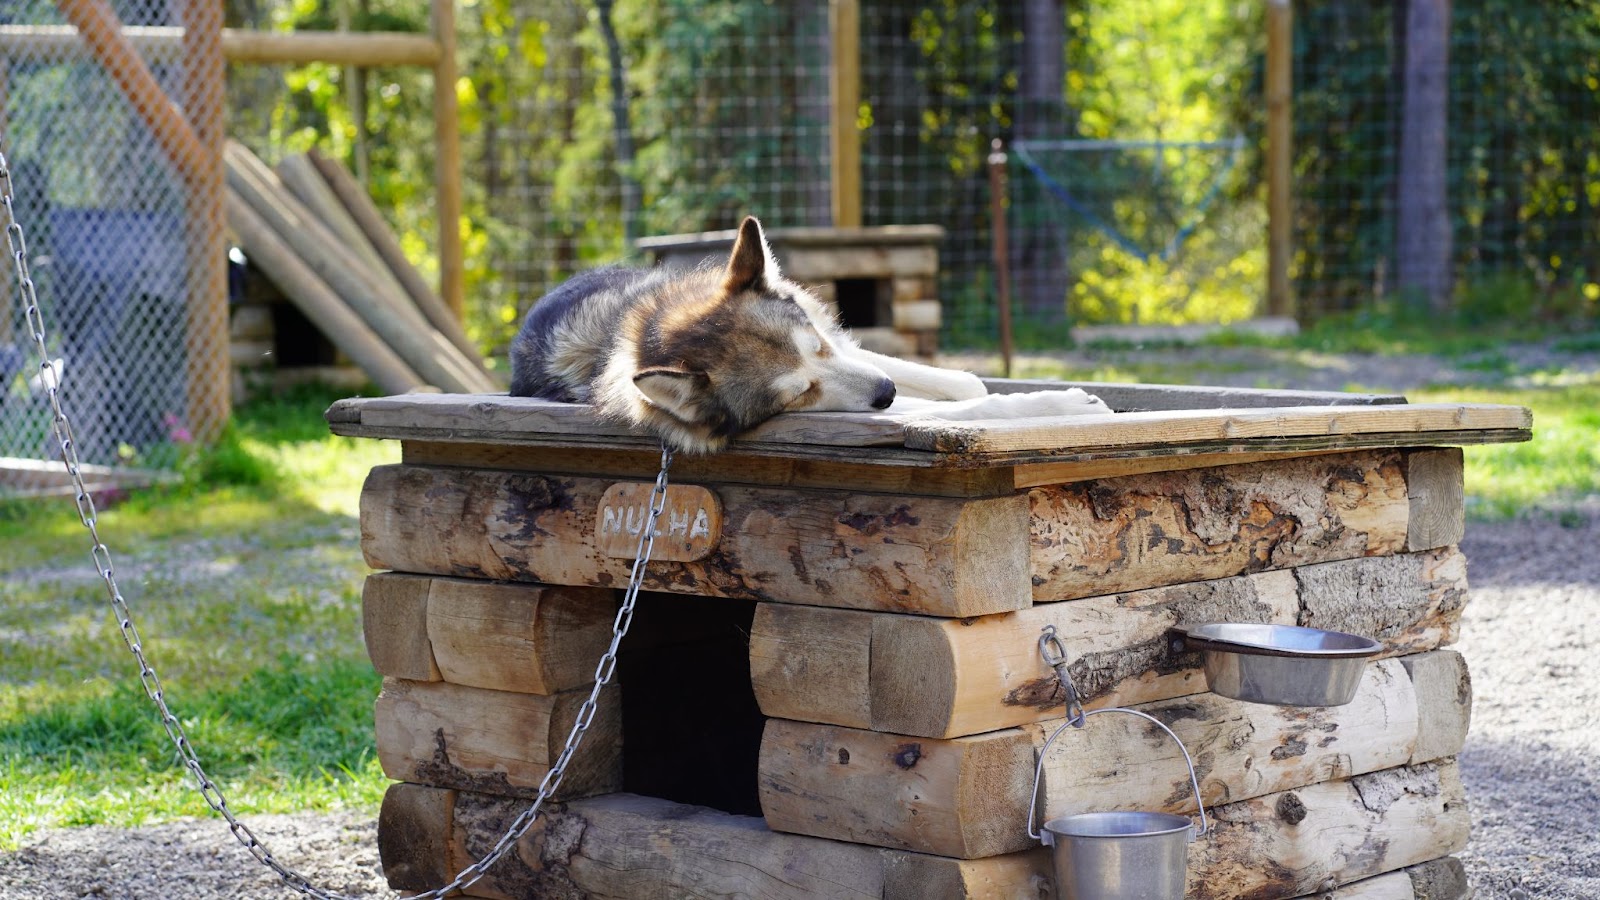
(509, 216, 1109, 453)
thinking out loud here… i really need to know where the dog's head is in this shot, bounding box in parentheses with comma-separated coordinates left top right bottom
(623, 216, 896, 453)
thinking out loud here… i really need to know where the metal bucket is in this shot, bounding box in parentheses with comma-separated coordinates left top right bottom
(1040, 810, 1193, 900)
(1029, 628, 1208, 900)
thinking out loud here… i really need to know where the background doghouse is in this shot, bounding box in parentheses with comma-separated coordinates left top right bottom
(329, 381, 1528, 899)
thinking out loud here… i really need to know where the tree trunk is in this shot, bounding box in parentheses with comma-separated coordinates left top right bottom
(595, 0, 639, 251)
(1012, 0, 1069, 326)
(1396, 0, 1453, 312)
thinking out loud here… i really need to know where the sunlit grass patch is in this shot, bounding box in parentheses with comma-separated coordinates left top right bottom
(1, 383, 392, 849)
(1409, 383, 1600, 520)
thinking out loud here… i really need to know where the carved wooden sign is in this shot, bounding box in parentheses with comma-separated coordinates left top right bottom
(595, 482, 723, 562)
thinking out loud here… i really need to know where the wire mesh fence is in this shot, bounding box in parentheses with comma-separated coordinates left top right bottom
(0, 0, 227, 487)
(5, 0, 1596, 485)
(1287, 0, 1600, 321)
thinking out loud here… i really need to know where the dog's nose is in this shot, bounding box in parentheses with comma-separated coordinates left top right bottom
(870, 378, 896, 410)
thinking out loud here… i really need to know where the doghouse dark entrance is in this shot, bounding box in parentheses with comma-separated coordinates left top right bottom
(617, 591, 765, 816)
(834, 277, 888, 329)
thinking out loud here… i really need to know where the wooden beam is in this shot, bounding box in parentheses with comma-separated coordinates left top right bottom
(1189, 762, 1468, 899)
(274, 151, 493, 392)
(1266, 0, 1294, 318)
(829, 0, 861, 227)
(1403, 447, 1466, 550)
(379, 783, 1469, 900)
(358, 465, 1032, 617)
(0, 25, 442, 67)
(306, 149, 483, 368)
(430, 0, 465, 320)
(223, 189, 428, 393)
(323, 391, 1531, 466)
(758, 657, 1469, 859)
(345, 392, 909, 448)
(362, 572, 617, 695)
(374, 678, 621, 799)
(181, 0, 229, 442)
(1028, 449, 1453, 603)
(361, 572, 442, 683)
(980, 378, 1406, 410)
(751, 548, 1467, 737)
(53, 1, 206, 190)
(398, 441, 1017, 498)
(225, 142, 488, 393)
(379, 786, 1054, 900)
(904, 403, 1533, 455)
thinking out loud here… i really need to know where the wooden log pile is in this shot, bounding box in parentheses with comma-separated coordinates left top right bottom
(223, 142, 496, 395)
(331, 389, 1529, 899)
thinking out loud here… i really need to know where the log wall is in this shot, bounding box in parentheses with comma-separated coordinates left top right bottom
(339, 401, 1507, 898)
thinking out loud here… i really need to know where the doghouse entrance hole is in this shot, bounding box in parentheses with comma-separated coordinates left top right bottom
(617, 591, 765, 816)
(271, 300, 339, 367)
(834, 277, 886, 329)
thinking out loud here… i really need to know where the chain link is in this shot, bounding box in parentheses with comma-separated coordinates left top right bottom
(1, 148, 675, 899)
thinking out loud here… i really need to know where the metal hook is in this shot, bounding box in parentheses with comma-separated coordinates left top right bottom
(1038, 625, 1084, 727)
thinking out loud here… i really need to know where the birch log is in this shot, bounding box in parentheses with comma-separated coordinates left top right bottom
(758, 653, 1470, 858)
(1029, 449, 1461, 601)
(752, 548, 1467, 737)
(373, 678, 620, 799)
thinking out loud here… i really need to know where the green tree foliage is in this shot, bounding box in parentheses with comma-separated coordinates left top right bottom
(1260, 0, 1600, 320)
(227, 0, 1598, 356)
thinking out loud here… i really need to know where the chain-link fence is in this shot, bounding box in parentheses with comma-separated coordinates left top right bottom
(1286, 0, 1600, 321)
(9, 0, 1594, 487)
(0, 0, 227, 487)
(228, 1, 1269, 359)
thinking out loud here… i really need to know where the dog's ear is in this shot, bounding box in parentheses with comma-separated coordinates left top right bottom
(724, 215, 778, 294)
(633, 366, 710, 419)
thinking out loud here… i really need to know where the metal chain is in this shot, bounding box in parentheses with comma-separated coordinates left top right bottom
(0, 148, 675, 899)
(407, 443, 673, 899)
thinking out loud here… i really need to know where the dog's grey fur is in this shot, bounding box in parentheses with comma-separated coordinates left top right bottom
(510, 216, 1109, 453)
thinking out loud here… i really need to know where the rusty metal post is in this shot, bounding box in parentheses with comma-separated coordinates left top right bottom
(988, 139, 1014, 378)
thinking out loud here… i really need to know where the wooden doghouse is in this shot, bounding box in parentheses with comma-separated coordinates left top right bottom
(328, 381, 1530, 899)
(636, 225, 945, 357)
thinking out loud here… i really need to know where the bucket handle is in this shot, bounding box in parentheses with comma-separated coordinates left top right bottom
(1027, 626, 1210, 843)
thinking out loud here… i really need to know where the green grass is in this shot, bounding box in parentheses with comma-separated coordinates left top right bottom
(0, 384, 398, 850)
(1203, 306, 1599, 361)
(1410, 382, 1600, 520)
(998, 325, 1587, 518)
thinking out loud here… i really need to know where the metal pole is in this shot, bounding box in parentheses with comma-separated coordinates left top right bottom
(988, 139, 1014, 379)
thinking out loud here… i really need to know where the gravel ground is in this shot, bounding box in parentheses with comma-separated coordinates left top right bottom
(2, 342, 1596, 899)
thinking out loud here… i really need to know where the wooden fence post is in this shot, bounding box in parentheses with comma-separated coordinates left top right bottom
(431, 0, 464, 323)
(1266, 0, 1294, 319)
(830, 0, 861, 229)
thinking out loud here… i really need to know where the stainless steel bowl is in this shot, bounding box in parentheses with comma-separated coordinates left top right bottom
(1171, 623, 1383, 707)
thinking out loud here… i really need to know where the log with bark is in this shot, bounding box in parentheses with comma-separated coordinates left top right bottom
(758, 651, 1470, 859)
(751, 547, 1467, 737)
